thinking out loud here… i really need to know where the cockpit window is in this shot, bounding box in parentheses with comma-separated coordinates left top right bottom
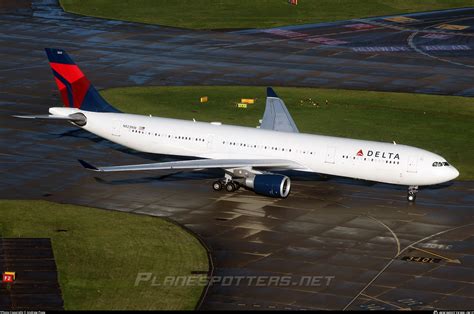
(443, 162, 449, 166)
(432, 161, 449, 167)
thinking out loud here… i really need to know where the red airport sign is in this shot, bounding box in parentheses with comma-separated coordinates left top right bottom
(2, 272, 15, 283)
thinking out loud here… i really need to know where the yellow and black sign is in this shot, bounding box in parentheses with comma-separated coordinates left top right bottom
(436, 24, 469, 31)
(402, 256, 441, 264)
(241, 98, 255, 104)
(384, 16, 418, 24)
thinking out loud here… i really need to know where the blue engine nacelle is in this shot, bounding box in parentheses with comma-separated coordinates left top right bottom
(245, 174, 291, 198)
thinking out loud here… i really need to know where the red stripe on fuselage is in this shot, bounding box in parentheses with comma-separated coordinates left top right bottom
(50, 62, 90, 109)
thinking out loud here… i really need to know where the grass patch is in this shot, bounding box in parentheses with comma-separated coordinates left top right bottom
(59, 0, 474, 29)
(101, 86, 474, 180)
(0, 200, 208, 310)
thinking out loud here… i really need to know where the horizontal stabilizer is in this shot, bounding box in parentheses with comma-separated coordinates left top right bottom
(14, 113, 86, 125)
(14, 114, 75, 120)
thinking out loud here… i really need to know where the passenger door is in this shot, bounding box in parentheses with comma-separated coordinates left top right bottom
(112, 119, 122, 137)
(407, 155, 418, 173)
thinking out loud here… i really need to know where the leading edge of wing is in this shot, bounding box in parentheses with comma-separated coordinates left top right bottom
(78, 158, 304, 172)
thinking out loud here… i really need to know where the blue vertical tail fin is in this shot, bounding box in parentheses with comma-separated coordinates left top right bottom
(45, 48, 120, 113)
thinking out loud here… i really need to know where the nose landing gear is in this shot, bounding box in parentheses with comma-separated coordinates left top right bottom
(407, 185, 418, 202)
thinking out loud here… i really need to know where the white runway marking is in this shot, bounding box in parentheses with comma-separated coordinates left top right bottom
(342, 222, 474, 310)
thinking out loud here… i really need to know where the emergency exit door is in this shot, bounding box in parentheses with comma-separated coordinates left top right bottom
(325, 146, 336, 164)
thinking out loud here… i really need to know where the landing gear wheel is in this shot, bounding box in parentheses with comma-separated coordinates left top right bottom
(407, 185, 418, 202)
(225, 182, 236, 192)
(212, 181, 223, 191)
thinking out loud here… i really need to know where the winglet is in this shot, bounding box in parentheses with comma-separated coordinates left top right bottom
(267, 87, 278, 98)
(78, 159, 100, 171)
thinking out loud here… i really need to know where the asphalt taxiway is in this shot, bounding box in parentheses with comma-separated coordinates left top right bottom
(0, 238, 63, 310)
(1, 0, 473, 310)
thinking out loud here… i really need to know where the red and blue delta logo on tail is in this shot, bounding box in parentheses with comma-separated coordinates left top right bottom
(45, 48, 120, 113)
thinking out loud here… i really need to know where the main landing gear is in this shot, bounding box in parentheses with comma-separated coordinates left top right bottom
(407, 185, 418, 202)
(212, 175, 241, 193)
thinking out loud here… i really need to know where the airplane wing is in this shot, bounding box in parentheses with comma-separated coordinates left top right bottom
(259, 87, 299, 133)
(78, 158, 304, 172)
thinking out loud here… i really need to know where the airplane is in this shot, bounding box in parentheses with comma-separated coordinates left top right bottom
(15, 48, 459, 202)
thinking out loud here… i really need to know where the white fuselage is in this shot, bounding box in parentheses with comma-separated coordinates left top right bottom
(51, 107, 459, 186)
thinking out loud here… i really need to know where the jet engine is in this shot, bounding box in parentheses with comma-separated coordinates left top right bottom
(245, 174, 291, 198)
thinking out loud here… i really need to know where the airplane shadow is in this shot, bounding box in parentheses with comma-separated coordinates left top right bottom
(93, 169, 224, 186)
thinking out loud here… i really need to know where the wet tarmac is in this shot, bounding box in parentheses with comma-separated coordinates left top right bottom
(0, 0, 473, 310)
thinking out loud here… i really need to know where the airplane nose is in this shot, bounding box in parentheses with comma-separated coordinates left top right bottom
(451, 167, 460, 180)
